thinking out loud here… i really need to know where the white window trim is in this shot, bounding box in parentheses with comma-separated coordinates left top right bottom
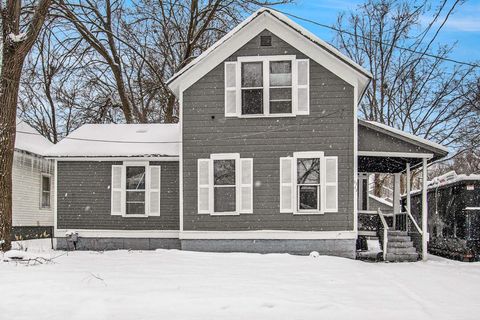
(293, 151, 325, 215)
(210, 153, 241, 216)
(40, 173, 52, 210)
(111, 161, 161, 218)
(236, 55, 298, 118)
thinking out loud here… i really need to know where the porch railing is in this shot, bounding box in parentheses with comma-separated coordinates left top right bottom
(393, 209, 423, 235)
(377, 208, 389, 261)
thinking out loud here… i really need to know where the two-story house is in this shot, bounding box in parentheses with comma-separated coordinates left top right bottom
(47, 8, 447, 260)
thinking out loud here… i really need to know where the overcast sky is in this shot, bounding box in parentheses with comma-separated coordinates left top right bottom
(272, 0, 480, 65)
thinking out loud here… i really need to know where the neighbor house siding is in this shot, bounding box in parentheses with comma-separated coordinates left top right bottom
(12, 150, 54, 227)
(182, 29, 355, 231)
(56, 161, 179, 230)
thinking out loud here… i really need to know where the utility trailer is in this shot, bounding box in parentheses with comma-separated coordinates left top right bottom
(407, 171, 480, 261)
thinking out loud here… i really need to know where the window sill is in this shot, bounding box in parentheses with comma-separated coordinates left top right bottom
(293, 211, 324, 215)
(120, 214, 149, 218)
(227, 114, 299, 119)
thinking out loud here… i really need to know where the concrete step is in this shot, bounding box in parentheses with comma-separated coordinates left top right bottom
(387, 247, 417, 254)
(387, 241, 414, 248)
(386, 252, 419, 262)
(388, 235, 411, 242)
(356, 251, 382, 261)
(387, 230, 408, 236)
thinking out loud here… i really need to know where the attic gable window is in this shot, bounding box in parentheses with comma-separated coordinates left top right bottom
(225, 56, 310, 118)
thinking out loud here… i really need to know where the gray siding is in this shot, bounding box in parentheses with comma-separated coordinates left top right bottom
(358, 125, 434, 154)
(57, 161, 179, 230)
(182, 30, 355, 231)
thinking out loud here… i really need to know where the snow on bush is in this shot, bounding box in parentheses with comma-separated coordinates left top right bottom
(4, 250, 28, 260)
(309, 251, 320, 258)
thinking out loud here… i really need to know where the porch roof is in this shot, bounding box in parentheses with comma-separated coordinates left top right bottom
(358, 120, 449, 173)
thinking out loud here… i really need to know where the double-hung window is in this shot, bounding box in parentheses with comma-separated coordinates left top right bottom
(40, 174, 51, 209)
(198, 154, 253, 215)
(225, 56, 309, 117)
(111, 162, 161, 217)
(280, 152, 338, 214)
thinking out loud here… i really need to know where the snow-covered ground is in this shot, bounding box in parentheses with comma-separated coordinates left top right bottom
(1, 240, 479, 320)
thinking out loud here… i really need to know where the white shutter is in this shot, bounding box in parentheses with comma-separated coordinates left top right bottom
(280, 157, 294, 213)
(198, 159, 212, 214)
(295, 59, 310, 115)
(111, 165, 125, 215)
(148, 166, 161, 216)
(225, 61, 238, 116)
(324, 156, 338, 212)
(239, 158, 253, 213)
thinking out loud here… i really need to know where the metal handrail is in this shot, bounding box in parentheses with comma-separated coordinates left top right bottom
(377, 208, 389, 261)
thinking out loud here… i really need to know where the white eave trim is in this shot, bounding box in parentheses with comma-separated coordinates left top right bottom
(46, 156, 179, 161)
(179, 230, 356, 240)
(358, 151, 434, 159)
(54, 229, 179, 238)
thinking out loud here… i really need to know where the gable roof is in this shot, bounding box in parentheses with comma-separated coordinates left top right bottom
(45, 123, 180, 158)
(15, 119, 54, 156)
(167, 8, 372, 102)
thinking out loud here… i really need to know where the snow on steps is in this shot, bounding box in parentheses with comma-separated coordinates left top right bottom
(386, 230, 419, 262)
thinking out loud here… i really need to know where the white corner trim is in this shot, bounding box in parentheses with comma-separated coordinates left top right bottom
(357, 151, 434, 159)
(54, 229, 179, 238)
(179, 230, 356, 240)
(53, 159, 58, 235)
(179, 86, 184, 232)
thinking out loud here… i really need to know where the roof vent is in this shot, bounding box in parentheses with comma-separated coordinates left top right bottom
(260, 35, 272, 47)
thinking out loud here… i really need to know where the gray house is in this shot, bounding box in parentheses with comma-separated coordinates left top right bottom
(48, 8, 448, 260)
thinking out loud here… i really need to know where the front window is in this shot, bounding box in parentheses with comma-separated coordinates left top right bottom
(213, 160, 236, 213)
(126, 166, 146, 215)
(240, 57, 293, 116)
(297, 158, 321, 211)
(41, 174, 51, 209)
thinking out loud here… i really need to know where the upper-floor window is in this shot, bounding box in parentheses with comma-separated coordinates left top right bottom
(40, 173, 51, 209)
(225, 56, 309, 118)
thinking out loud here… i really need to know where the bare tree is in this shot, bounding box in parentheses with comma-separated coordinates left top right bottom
(333, 0, 479, 195)
(0, 0, 52, 251)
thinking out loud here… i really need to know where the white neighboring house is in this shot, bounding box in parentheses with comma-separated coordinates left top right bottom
(12, 119, 55, 240)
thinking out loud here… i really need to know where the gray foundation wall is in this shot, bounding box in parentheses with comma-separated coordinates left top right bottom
(54, 237, 355, 258)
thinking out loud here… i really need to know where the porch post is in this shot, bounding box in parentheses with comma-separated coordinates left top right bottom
(393, 172, 401, 230)
(422, 158, 428, 261)
(406, 162, 411, 232)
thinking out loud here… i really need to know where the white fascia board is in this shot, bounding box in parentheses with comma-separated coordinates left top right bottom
(168, 10, 370, 103)
(363, 121, 449, 153)
(358, 151, 434, 159)
(54, 229, 179, 238)
(48, 156, 179, 161)
(179, 230, 356, 240)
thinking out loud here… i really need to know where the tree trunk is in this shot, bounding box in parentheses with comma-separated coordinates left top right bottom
(0, 53, 24, 251)
(164, 92, 176, 123)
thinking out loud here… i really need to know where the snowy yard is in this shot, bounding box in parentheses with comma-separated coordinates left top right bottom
(1, 240, 480, 320)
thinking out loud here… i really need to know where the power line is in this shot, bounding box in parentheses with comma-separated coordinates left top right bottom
(273, 9, 480, 69)
(15, 108, 348, 144)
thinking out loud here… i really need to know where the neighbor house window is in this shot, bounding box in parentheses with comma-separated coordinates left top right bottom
(40, 174, 51, 209)
(125, 166, 146, 215)
(111, 162, 161, 217)
(224, 56, 309, 117)
(198, 154, 253, 215)
(280, 152, 338, 214)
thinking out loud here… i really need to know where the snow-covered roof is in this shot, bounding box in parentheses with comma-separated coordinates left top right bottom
(369, 194, 393, 208)
(45, 124, 180, 158)
(15, 119, 54, 156)
(168, 8, 372, 101)
(361, 120, 449, 154)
